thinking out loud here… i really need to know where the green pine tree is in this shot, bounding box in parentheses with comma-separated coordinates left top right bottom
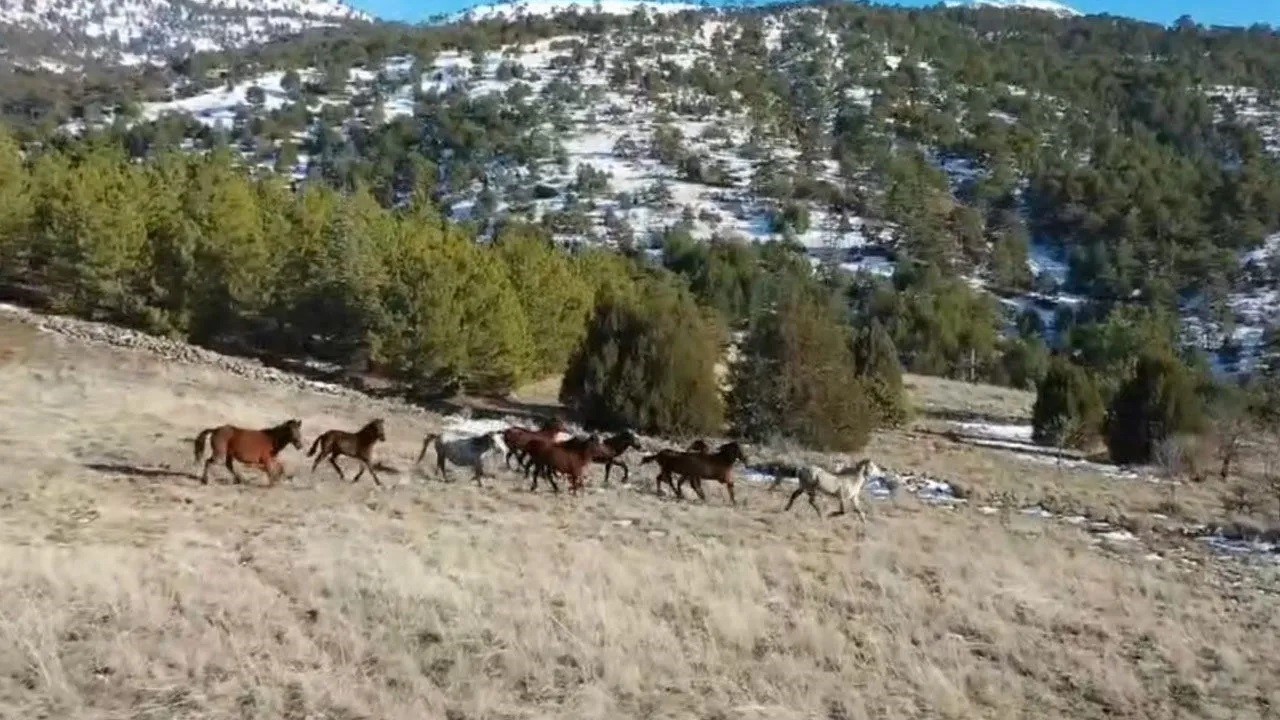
(560, 278, 723, 435)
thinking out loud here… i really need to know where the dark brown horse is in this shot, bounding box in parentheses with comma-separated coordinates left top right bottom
(503, 417, 567, 470)
(640, 441, 747, 505)
(524, 434, 607, 495)
(637, 439, 708, 495)
(588, 430, 641, 485)
(307, 419, 386, 485)
(193, 419, 303, 486)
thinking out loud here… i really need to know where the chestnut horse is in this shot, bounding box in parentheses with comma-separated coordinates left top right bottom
(193, 419, 303, 486)
(640, 441, 747, 505)
(502, 417, 567, 470)
(524, 434, 607, 495)
(307, 419, 386, 485)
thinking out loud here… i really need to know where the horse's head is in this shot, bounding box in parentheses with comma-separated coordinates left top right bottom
(285, 419, 304, 449)
(688, 439, 709, 453)
(540, 416, 567, 434)
(719, 441, 747, 466)
(369, 419, 387, 441)
(614, 429, 639, 451)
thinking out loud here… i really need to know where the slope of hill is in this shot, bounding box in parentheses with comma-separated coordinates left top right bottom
(0, 0, 370, 68)
(78, 2, 1279, 374)
(2, 287, 1279, 719)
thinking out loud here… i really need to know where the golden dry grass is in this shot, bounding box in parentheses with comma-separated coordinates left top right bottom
(902, 373, 1034, 424)
(1, 317, 1278, 719)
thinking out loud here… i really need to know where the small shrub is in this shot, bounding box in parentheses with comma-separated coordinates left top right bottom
(852, 319, 909, 427)
(560, 278, 723, 435)
(1032, 357, 1104, 449)
(729, 282, 876, 452)
(1106, 352, 1206, 465)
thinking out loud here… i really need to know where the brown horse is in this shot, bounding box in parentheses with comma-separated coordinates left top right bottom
(525, 434, 606, 495)
(503, 417, 567, 470)
(193, 419, 303, 486)
(307, 419, 386, 485)
(637, 439, 709, 496)
(588, 430, 641, 485)
(640, 441, 747, 505)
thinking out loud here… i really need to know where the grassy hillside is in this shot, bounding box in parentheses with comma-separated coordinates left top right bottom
(1, 310, 1277, 719)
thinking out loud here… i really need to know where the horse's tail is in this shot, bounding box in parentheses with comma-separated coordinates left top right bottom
(193, 428, 214, 464)
(306, 432, 327, 458)
(416, 433, 439, 465)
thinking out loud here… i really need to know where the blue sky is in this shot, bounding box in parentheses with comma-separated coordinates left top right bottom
(351, 0, 1279, 27)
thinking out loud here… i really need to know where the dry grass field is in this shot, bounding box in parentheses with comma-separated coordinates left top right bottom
(1, 312, 1279, 720)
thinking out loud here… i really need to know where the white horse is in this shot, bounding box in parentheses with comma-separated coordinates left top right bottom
(415, 431, 505, 486)
(783, 458, 883, 522)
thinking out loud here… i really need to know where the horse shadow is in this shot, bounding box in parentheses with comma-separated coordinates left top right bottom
(84, 463, 198, 482)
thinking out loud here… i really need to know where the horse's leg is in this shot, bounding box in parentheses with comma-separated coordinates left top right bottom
(436, 452, 449, 482)
(361, 459, 382, 487)
(201, 456, 216, 485)
(329, 455, 348, 483)
(472, 461, 484, 488)
(808, 489, 823, 518)
(828, 493, 847, 518)
(619, 460, 629, 484)
(784, 486, 804, 512)
(691, 478, 708, 502)
(311, 448, 325, 474)
(657, 470, 677, 498)
(850, 494, 866, 523)
(352, 460, 366, 483)
(226, 456, 249, 485)
(725, 480, 736, 507)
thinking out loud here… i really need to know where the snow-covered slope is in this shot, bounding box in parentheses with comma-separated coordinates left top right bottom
(56, 3, 1280, 378)
(453, 0, 703, 22)
(944, 0, 1082, 17)
(0, 0, 369, 67)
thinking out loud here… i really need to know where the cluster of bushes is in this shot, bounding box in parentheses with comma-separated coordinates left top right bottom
(1031, 344, 1211, 465)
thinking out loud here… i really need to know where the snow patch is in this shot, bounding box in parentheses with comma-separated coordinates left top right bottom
(944, 0, 1082, 17)
(453, 0, 701, 22)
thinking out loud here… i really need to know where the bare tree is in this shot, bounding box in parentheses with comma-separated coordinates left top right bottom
(1154, 434, 1206, 510)
(1209, 396, 1251, 482)
(1048, 414, 1083, 474)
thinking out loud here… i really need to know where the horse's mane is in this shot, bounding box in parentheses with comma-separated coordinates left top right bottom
(358, 419, 383, 437)
(604, 431, 637, 450)
(841, 458, 874, 475)
(713, 441, 743, 459)
(265, 419, 300, 451)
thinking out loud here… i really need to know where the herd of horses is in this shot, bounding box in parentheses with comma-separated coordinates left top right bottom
(191, 415, 877, 521)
